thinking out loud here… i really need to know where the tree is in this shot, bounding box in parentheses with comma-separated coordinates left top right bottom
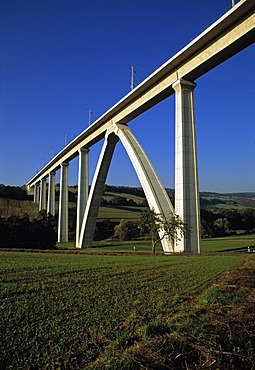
(213, 217, 230, 237)
(68, 208, 77, 240)
(110, 195, 127, 206)
(0, 184, 32, 200)
(139, 209, 187, 254)
(114, 219, 140, 241)
(94, 219, 116, 240)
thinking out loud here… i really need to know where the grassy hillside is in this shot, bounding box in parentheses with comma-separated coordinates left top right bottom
(0, 198, 38, 219)
(1, 185, 254, 222)
(98, 205, 144, 221)
(0, 186, 147, 221)
(200, 191, 255, 209)
(102, 191, 145, 204)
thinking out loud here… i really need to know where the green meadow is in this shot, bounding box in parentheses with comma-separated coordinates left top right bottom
(58, 233, 255, 254)
(0, 245, 251, 369)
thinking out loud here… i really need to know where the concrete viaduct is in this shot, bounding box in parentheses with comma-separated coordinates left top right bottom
(27, 0, 255, 253)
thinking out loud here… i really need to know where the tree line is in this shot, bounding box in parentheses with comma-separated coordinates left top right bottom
(96, 207, 255, 244)
(201, 208, 255, 237)
(1, 206, 255, 250)
(0, 211, 57, 249)
(101, 195, 147, 207)
(1, 184, 254, 249)
(0, 184, 32, 200)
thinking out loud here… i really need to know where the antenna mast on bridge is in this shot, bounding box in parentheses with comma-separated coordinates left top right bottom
(86, 108, 92, 125)
(64, 133, 68, 146)
(131, 64, 136, 90)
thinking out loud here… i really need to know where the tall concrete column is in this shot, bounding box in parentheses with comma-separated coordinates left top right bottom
(58, 163, 69, 242)
(172, 79, 201, 253)
(47, 171, 56, 215)
(76, 148, 89, 247)
(34, 183, 40, 204)
(39, 178, 46, 211)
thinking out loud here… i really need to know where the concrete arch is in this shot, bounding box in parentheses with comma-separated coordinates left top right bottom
(112, 123, 175, 253)
(78, 132, 119, 249)
(78, 123, 175, 253)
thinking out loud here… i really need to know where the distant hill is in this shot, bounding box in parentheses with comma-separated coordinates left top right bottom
(200, 191, 255, 209)
(102, 186, 255, 209)
(0, 184, 254, 220)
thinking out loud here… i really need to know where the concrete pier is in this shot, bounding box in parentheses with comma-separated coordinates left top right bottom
(76, 148, 89, 247)
(39, 178, 46, 211)
(47, 171, 56, 215)
(173, 79, 201, 253)
(58, 163, 69, 242)
(34, 183, 40, 204)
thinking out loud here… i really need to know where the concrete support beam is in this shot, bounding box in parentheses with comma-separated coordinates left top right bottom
(39, 178, 46, 211)
(78, 133, 119, 248)
(47, 171, 56, 215)
(112, 123, 175, 253)
(76, 148, 89, 247)
(34, 183, 40, 204)
(173, 79, 201, 253)
(58, 163, 69, 243)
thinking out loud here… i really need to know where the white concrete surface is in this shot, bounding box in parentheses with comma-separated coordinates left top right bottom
(58, 163, 69, 243)
(39, 178, 46, 211)
(76, 148, 89, 247)
(173, 79, 201, 253)
(47, 171, 56, 215)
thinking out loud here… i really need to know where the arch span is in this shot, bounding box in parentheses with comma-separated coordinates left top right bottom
(78, 123, 175, 253)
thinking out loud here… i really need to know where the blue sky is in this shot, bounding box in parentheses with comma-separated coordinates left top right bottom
(1, 0, 254, 193)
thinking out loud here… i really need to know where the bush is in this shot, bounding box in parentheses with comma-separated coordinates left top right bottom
(114, 219, 140, 241)
(94, 220, 117, 240)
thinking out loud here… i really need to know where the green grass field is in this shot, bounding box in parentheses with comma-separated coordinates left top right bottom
(98, 205, 143, 221)
(0, 249, 249, 369)
(57, 233, 255, 254)
(201, 234, 255, 252)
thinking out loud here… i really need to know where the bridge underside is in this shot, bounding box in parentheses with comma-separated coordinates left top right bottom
(28, 1, 254, 253)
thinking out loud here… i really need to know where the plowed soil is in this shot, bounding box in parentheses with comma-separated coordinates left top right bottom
(168, 255, 255, 369)
(128, 255, 255, 369)
(197, 255, 255, 369)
